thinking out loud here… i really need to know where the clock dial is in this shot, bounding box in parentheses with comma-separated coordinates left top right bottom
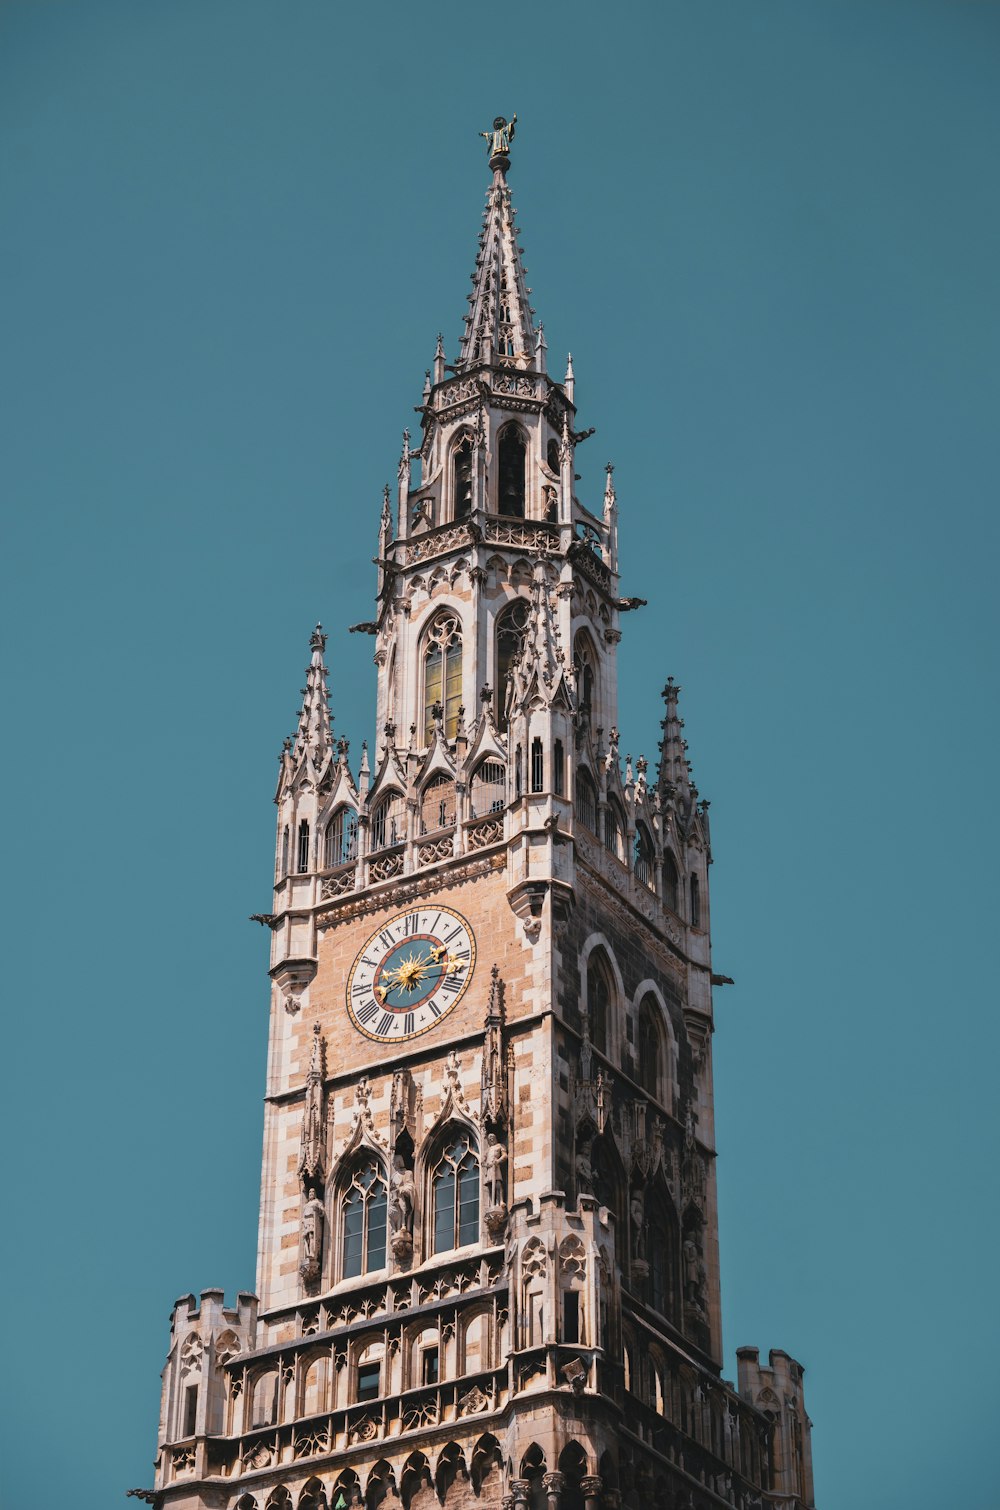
(346, 906, 476, 1042)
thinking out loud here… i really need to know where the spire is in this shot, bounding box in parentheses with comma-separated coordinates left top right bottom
(507, 559, 567, 714)
(292, 624, 333, 766)
(457, 116, 535, 371)
(657, 678, 693, 801)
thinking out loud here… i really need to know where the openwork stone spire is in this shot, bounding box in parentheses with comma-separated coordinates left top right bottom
(657, 677, 693, 800)
(292, 624, 334, 765)
(457, 118, 535, 371)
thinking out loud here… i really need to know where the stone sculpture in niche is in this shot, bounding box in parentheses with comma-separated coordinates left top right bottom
(299, 1185, 324, 1286)
(388, 1152, 416, 1263)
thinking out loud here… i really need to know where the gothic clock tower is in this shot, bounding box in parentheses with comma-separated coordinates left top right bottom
(141, 120, 817, 1510)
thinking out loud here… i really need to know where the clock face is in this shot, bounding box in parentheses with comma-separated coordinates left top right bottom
(345, 906, 476, 1042)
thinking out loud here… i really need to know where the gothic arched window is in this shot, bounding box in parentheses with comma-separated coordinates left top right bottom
(547, 437, 560, 474)
(432, 1132, 480, 1253)
(690, 872, 701, 928)
(419, 773, 456, 834)
(370, 790, 405, 852)
(576, 767, 597, 832)
(424, 614, 463, 741)
(646, 1192, 680, 1321)
(573, 636, 597, 717)
(604, 798, 626, 862)
(530, 737, 544, 793)
(251, 1370, 278, 1428)
(324, 807, 358, 869)
(280, 826, 289, 878)
(341, 1159, 388, 1279)
(662, 851, 680, 913)
(497, 423, 526, 517)
(587, 950, 613, 1057)
(495, 597, 530, 732)
(297, 820, 311, 874)
(553, 739, 565, 796)
(638, 997, 663, 1102)
(453, 435, 473, 521)
(471, 759, 506, 817)
(634, 823, 654, 888)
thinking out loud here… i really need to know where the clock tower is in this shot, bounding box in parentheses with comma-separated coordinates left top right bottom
(141, 121, 817, 1510)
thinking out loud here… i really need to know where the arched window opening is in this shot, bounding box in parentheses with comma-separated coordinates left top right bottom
(432, 1132, 479, 1254)
(690, 872, 701, 928)
(302, 1357, 327, 1418)
(604, 798, 626, 862)
(341, 1160, 388, 1279)
(453, 436, 473, 521)
(280, 826, 289, 878)
(424, 614, 463, 741)
(520, 1445, 548, 1510)
(558, 1443, 589, 1510)
(553, 739, 565, 796)
(324, 807, 358, 869)
(662, 851, 679, 913)
(297, 820, 310, 874)
(574, 637, 596, 717)
(576, 767, 597, 832)
(370, 791, 405, 853)
(298, 1478, 327, 1510)
(638, 998, 663, 1102)
(547, 437, 560, 473)
(634, 823, 654, 888)
(530, 737, 544, 793)
(497, 423, 526, 517)
(587, 950, 613, 1057)
(470, 759, 506, 817)
(419, 773, 456, 835)
(355, 1350, 382, 1403)
(646, 1193, 680, 1322)
(436, 1444, 468, 1502)
(495, 598, 530, 732)
(251, 1370, 278, 1428)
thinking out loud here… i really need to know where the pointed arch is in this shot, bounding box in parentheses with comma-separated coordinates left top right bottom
(661, 848, 680, 913)
(519, 1444, 547, 1510)
(572, 629, 599, 718)
(298, 1479, 328, 1510)
(369, 789, 406, 853)
(418, 771, 456, 835)
(423, 611, 463, 741)
(634, 820, 655, 888)
(604, 795, 627, 861)
(495, 596, 530, 731)
(250, 1368, 279, 1428)
(586, 947, 615, 1058)
(366, 1460, 397, 1509)
(496, 421, 526, 517)
(265, 1489, 293, 1510)
(334, 1152, 388, 1281)
(470, 757, 506, 817)
(452, 432, 474, 521)
(575, 765, 597, 832)
(330, 1471, 360, 1510)
(558, 1443, 589, 1510)
(324, 805, 359, 869)
(400, 1451, 432, 1509)
(633, 983, 677, 1113)
(435, 1442, 469, 1500)
(579, 933, 625, 1064)
(471, 1433, 503, 1493)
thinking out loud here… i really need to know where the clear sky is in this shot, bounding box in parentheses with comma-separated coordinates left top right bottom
(1, 3, 998, 1507)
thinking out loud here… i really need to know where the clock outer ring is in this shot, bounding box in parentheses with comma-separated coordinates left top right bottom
(344, 905, 477, 1042)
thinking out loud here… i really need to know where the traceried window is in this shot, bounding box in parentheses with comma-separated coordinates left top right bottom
(604, 798, 626, 862)
(424, 614, 463, 741)
(419, 773, 456, 834)
(576, 767, 597, 832)
(574, 636, 596, 716)
(634, 823, 654, 888)
(530, 737, 544, 793)
(495, 598, 530, 732)
(370, 790, 405, 852)
(470, 759, 506, 817)
(587, 950, 613, 1058)
(297, 820, 311, 874)
(497, 423, 526, 517)
(662, 851, 680, 913)
(324, 807, 358, 868)
(432, 1132, 480, 1254)
(341, 1159, 388, 1279)
(453, 435, 473, 520)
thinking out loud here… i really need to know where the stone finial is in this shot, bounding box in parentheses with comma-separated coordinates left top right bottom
(290, 623, 334, 767)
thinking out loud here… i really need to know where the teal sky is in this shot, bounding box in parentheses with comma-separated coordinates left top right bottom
(2, 3, 998, 1507)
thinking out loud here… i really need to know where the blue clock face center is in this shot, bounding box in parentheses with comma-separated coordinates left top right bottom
(373, 934, 452, 1011)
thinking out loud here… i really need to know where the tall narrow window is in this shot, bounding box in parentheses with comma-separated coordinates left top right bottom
(341, 1160, 388, 1278)
(638, 998, 662, 1101)
(356, 1361, 381, 1402)
(495, 598, 530, 732)
(574, 637, 596, 717)
(424, 614, 463, 740)
(324, 807, 358, 868)
(370, 791, 405, 852)
(471, 759, 506, 816)
(432, 1133, 480, 1253)
(604, 799, 626, 861)
(690, 873, 701, 928)
(497, 423, 526, 517)
(297, 820, 310, 874)
(183, 1384, 198, 1437)
(563, 1291, 580, 1344)
(280, 826, 289, 877)
(421, 1347, 439, 1385)
(662, 851, 679, 913)
(576, 768, 597, 832)
(515, 746, 522, 797)
(634, 824, 654, 887)
(530, 737, 544, 793)
(547, 438, 560, 473)
(587, 951, 613, 1057)
(453, 437, 473, 520)
(553, 739, 565, 796)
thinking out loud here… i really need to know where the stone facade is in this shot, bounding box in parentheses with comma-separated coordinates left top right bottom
(139, 123, 817, 1510)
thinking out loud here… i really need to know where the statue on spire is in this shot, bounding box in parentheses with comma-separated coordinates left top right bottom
(481, 113, 517, 168)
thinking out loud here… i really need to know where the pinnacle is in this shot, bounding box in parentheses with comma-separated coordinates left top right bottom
(455, 159, 536, 372)
(291, 623, 334, 767)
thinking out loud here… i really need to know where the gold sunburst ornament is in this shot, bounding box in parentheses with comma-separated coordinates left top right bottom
(345, 906, 476, 1043)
